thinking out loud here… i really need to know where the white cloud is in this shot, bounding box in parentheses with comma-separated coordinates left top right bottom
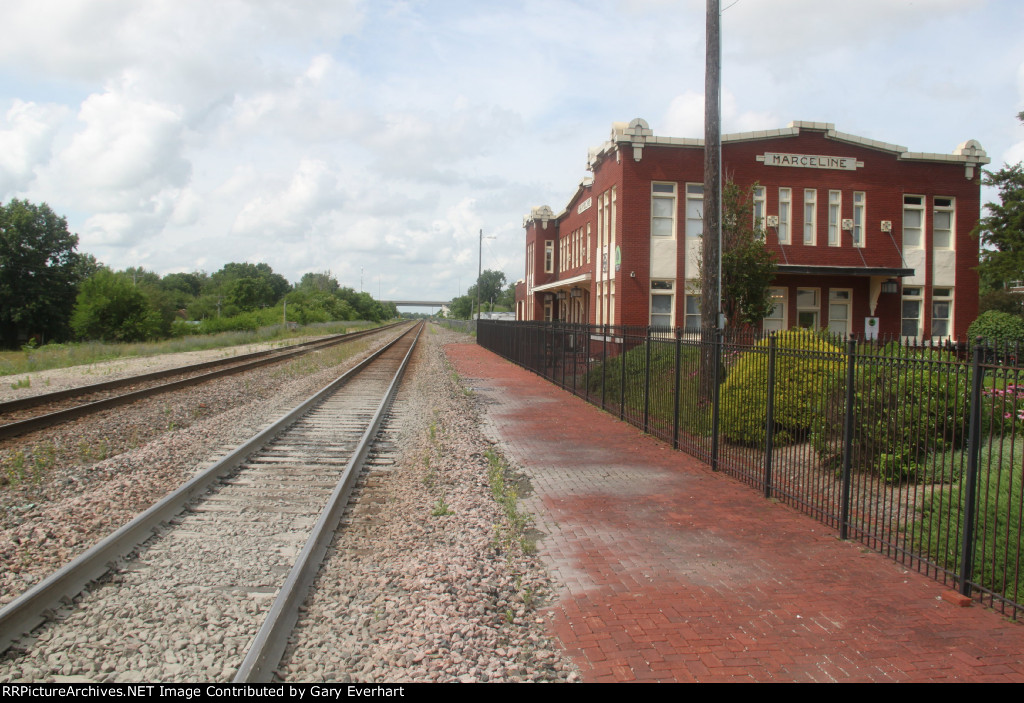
(0, 100, 69, 196)
(0, 0, 1019, 302)
(662, 90, 779, 137)
(232, 159, 340, 241)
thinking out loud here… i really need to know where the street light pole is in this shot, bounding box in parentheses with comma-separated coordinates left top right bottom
(477, 229, 482, 321)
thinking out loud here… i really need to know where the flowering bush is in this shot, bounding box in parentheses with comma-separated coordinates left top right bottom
(981, 382, 1024, 434)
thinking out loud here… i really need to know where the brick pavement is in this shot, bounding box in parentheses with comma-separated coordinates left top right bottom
(445, 341, 1024, 683)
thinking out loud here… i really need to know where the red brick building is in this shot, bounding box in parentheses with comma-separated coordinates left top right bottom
(515, 119, 990, 340)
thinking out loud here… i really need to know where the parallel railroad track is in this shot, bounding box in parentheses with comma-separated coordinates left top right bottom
(0, 322, 404, 441)
(0, 322, 423, 682)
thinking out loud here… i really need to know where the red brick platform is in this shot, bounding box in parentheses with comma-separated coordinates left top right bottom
(445, 342, 1024, 683)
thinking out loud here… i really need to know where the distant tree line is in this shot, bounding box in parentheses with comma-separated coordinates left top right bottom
(0, 199, 397, 348)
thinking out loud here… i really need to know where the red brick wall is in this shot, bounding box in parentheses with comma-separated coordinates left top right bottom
(521, 124, 981, 338)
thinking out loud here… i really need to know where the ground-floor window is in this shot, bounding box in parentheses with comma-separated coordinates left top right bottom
(651, 280, 673, 330)
(932, 288, 952, 338)
(902, 287, 922, 338)
(763, 287, 787, 332)
(828, 289, 851, 337)
(685, 293, 701, 331)
(796, 288, 819, 329)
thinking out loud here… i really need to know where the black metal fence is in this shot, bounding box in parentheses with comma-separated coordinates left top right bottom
(477, 319, 1024, 617)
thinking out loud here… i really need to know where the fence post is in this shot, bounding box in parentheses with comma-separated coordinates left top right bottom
(711, 330, 723, 472)
(643, 327, 652, 433)
(959, 339, 985, 597)
(673, 328, 682, 450)
(619, 329, 627, 420)
(571, 325, 578, 397)
(562, 323, 568, 389)
(601, 325, 608, 410)
(763, 333, 777, 498)
(839, 337, 857, 540)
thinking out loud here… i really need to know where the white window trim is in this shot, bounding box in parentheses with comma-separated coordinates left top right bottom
(828, 190, 842, 247)
(685, 183, 703, 238)
(544, 240, 554, 274)
(763, 287, 788, 332)
(796, 287, 819, 330)
(753, 186, 766, 238)
(650, 280, 675, 330)
(778, 187, 792, 245)
(902, 286, 923, 339)
(931, 287, 953, 340)
(804, 188, 817, 246)
(684, 290, 701, 332)
(853, 191, 866, 248)
(827, 288, 852, 337)
(933, 197, 955, 251)
(903, 195, 925, 250)
(651, 182, 677, 239)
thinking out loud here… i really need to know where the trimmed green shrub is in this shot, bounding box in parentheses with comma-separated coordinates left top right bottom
(968, 310, 1024, 348)
(720, 329, 844, 446)
(812, 343, 970, 482)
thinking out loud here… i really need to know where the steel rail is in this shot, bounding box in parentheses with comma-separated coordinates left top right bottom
(0, 323, 415, 655)
(234, 321, 423, 682)
(0, 322, 406, 440)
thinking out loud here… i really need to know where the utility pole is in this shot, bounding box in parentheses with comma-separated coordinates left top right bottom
(475, 229, 495, 320)
(476, 229, 483, 321)
(700, 0, 723, 403)
(702, 0, 722, 335)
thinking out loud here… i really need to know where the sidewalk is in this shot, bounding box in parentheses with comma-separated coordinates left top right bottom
(445, 341, 1024, 683)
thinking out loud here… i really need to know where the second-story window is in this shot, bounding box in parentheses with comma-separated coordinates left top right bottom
(652, 182, 676, 237)
(686, 184, 703, 237)
(934, 197, 955, 250)
(828, 190, 841, 246)
(544, 240, 554, 273)
(753, 186, 766, 238)
(778, 187, 792, 244)
(853, 192, 866, 247)
(903, 195, 924, 249)
(804, 189, 817, 245)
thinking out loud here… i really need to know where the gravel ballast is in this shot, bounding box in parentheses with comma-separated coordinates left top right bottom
(0, 324, 577, 683)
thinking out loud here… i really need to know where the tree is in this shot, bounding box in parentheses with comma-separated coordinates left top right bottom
(296, 271, 340, 294)
(0, 200, 89, 348)
(698, 181, 777, 327)
(71, 269, 162, 342)
(210, 262, 289, 309)
(497, 282, 516, 310)
(976, 139, 1024, 293)
(449, 295, 473, 319)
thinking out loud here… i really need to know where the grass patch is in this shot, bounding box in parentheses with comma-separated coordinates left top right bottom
(0, 320, 382, 377)
(431, 494, 454, 517)
(9, 377, 30, 390)
(915, 436, 1024, 605)
(485, 448, 535, 555)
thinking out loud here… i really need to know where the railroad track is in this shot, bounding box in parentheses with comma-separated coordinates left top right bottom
(0, 322, 423, 682)
(0, 322, 404, 441)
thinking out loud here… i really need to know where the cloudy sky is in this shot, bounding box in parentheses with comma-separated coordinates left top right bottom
(1, 0, 1022, 305)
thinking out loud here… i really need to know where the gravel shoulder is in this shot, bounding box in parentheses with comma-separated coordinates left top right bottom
(278, 324, 577, 683)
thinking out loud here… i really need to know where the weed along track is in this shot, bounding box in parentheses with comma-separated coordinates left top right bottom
(0, 323, 422, 682)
